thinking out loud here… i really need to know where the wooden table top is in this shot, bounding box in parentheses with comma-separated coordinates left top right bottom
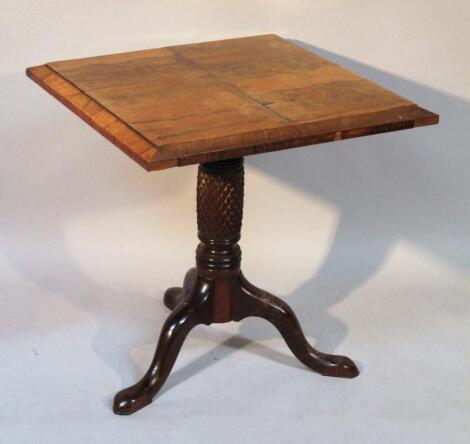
(27, 34, 438, 171)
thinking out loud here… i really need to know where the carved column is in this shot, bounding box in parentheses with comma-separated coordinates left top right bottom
(196, 157, 244, 277)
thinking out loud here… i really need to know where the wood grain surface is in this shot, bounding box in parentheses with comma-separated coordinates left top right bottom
(27, 34, 438, 171)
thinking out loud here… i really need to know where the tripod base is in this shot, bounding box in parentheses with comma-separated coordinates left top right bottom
(113, 268, 359, 415)
(114, 158, 358, 415)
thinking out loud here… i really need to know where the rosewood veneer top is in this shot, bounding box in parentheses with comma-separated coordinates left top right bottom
(27, 34, 438, 171)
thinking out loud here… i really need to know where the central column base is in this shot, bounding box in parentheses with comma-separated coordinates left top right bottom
(113, 158, 359, 415)
(164, 267, 359, 376)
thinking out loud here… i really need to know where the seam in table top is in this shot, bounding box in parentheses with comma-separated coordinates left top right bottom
(43, 56, 424, 168)
(167, 47, 296, 125)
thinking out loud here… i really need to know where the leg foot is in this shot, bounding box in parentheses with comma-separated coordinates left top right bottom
(163, 267, 197, 310)
(114, 281, 209, 415)
(235, 274, 359, 379)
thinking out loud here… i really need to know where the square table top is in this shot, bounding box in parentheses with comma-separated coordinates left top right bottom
(27, 34, 438, 171)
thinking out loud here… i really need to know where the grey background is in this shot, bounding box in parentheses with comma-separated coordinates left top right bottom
(1, 1, 469, 442)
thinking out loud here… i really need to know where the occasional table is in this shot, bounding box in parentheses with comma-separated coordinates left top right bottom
(27, 34, 438, 415)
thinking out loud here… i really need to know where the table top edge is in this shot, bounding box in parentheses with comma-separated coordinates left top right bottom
(26, 51, 439, 172)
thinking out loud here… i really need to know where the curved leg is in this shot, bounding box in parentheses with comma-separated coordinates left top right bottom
(114, 282, 209, 415)
(235, 274, 359, 378)
(163, 267, 197, 310)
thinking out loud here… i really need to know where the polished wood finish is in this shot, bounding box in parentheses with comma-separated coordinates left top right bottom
(113, 159, 358, 415)
(25, 65, 159, 170)
(27, 36, 438, 416)
(27, 34, 437, 171)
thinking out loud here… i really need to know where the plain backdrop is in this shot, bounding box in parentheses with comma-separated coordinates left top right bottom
(1, 1, 469, 443)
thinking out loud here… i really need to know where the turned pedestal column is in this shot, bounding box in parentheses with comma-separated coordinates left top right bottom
(113, 158, 359, 415)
